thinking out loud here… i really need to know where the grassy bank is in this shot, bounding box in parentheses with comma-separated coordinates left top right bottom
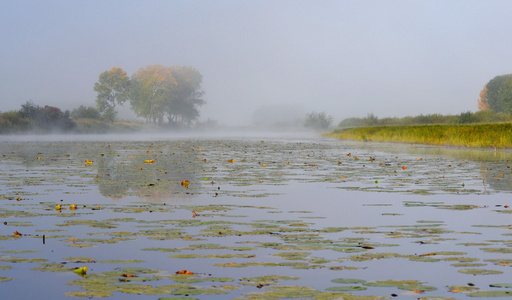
(327, 123, 512, 148)
(74, 118, 148, 133)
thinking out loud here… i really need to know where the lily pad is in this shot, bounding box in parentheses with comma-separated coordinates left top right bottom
(489, 283, 512, 288)
(325, 286, 367, 291)
(0, 277, 14, 282)
(65, 291, 114, 297)
(331, 278, 367, 284)
(398, 284, 437, 291)
(365, 280, 423, 287)
(480, 248, 512, 254)
(458, 269, 503, 275)
(467, 290, 512, 297)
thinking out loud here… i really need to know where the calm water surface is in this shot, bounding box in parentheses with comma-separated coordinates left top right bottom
(1, 133, 512, 299)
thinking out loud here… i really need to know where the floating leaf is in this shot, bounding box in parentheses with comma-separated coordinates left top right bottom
(489, 283, 512, 288)
(480, 248, 512, 254)
(325, 286, 367, 291)
(74, 266, 88, 274)
(398, 284, 437, 291)
(331, 278, 367, 284)
(0, 277, 14, 282)
(65, 291, 113, 297)
(458, 269, 503, 275)
(467, 290, 512, 297)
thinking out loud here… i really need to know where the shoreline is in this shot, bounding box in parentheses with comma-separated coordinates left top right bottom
(327, 123, 512, 149)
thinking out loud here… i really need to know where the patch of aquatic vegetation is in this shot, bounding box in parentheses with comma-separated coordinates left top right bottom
(64, 267, 237, 297)
(235, 285, 390, 300)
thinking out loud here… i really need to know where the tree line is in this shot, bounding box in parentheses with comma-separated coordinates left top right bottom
(0, 64, 205, 133)
(2, 72, 512, 133)
(338, 111, 512, 128)
(338, 73, 512, 128)
(93, 65, 205, 127)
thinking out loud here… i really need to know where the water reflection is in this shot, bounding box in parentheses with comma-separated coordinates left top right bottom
(93, 142, 205, 201)
(1, 137, 512, 202)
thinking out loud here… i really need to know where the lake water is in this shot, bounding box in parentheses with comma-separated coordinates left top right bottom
(1, 133, 512, 299)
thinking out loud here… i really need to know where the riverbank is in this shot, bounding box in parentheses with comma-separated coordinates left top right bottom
(327, 123, 512, 148)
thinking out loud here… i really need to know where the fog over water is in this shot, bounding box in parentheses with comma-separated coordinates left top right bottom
(2, 0, 512, 126)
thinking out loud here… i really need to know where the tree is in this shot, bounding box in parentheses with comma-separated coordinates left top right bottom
(480, 74, 512, 114)
(130, 65, 205, 127)
(130, 65, 177, 125)
(94, 67, 130, 121)
(477, 85, 489, 111)
(165, 66, 205, 127)
(304, 111, 333, 130)
(19, 100, 41, 119)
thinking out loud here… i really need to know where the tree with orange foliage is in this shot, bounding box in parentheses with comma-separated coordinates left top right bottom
(130, 65, 204, 127)
(130, 65, 177, 125)
(477, 85, 489, 111)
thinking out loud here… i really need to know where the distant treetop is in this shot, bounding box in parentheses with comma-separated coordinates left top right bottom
(478, 74, 512, 114)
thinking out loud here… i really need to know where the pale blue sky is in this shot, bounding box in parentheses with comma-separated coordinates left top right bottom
(1, 0, 512, 125)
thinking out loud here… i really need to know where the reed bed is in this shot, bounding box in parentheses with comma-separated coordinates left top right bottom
(327, 123, 512, 148)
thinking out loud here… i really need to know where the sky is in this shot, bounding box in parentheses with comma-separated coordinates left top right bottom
(1, 0, 512, 126)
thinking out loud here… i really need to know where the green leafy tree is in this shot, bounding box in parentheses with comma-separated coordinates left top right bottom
(304, 111, 333, 130)
(19, 100, 41, 119)
(94, 67, 130, 121)
(165, 66, 205, 127)
(481, 74, 512, 114)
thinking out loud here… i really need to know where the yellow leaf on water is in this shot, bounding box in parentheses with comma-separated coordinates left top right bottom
(73, 266, 87, 276)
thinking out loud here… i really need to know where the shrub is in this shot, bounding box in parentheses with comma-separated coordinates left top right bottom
(71, 105, 101, 120)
